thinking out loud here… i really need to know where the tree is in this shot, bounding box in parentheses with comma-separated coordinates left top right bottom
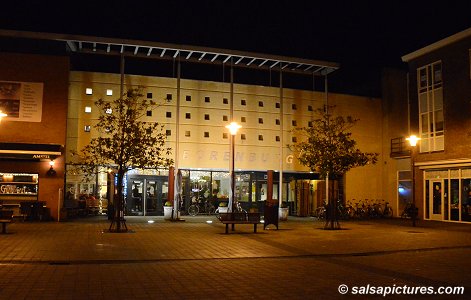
(288, 106, 378, 229)
(71, 88, 173, 232)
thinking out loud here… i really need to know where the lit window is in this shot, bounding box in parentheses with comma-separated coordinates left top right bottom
(84, 125, 91, 132)
(106, 89, 113, 96)
(85, 88, 93, 95)
(105, 108, 112, 114)
(204, 114, 210, 120)
(204, 132, 209, 138)
(223, 133, 228, 139)
(185, 131, 191, 137)
(223, 98, 228, 104)
(85, 106, 92, 113)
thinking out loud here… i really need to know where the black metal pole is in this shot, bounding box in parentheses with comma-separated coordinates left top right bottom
(231, 134, 235, 212)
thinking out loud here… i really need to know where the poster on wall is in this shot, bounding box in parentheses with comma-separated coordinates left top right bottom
(0, 81, 43, 122)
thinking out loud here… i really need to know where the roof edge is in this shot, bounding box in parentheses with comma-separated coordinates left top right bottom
(401, 27, 471, 62)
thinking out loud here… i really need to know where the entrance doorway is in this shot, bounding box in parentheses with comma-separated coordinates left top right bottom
(428, 180, 443, 221)
(126, 175, 168, 216)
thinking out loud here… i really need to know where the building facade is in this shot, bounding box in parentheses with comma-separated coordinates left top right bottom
(401, 28, 471, 223)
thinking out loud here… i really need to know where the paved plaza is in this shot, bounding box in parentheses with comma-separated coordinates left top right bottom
(0, 216, 470, 299)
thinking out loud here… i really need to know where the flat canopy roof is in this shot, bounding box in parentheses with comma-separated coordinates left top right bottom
(0, 143, 62, 160)
(0, 29, 339, 76)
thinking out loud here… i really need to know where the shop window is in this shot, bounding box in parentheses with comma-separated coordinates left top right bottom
(166, 130, 171, 136)
(258, 101, 264, 107)
(85, 88, 93, 95)
(258, 135, 263, 141)
(241, 134, 246, 140)
(147, 92, 152, 99)
(223, 98, 228, 104)
(186, 113, 191, 119)
(147, 110, 152, 117)
(166, 112, 171, 118)
(241, 117, 246, 123)
(205, 96, 210, 103)
(223, 133, 228, 139)
(185, 131, 191, 137)
(186, 95, 191, 101)
(223, 115, 228, 121)
(204, 132, 210, 138)
(258, 118, 263, 124)
(205, 114, 210, 120)
(84, 125, 91, 132)
(85, 106, 92, 113)
(241, 99, 246, 106)
(106, 89, 113, 96)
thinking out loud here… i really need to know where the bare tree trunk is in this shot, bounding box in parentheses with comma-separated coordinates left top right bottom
(109, 168, 128, 232)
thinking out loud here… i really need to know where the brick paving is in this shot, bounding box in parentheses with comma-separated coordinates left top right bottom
(0, 216, 470, 299)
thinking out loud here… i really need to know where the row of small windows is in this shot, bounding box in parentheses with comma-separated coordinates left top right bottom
(84, 89, 313, 111)
(83, 125, 297, 142)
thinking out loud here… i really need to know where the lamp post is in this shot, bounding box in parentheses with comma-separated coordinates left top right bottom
(0, 110, 7, 122)
(406, 135, 420, 227)
(225, 122, 241, 212)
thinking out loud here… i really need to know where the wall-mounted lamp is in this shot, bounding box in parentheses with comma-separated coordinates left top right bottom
(0, 110, 7, 122)
(47, 160, 57, 176)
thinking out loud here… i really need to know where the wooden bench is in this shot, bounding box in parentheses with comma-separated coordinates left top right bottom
(217, 212, 261, 234)
(0, 210, 14, 234)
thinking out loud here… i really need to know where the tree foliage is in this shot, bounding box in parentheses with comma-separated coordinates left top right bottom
(289, 106, 378, 179)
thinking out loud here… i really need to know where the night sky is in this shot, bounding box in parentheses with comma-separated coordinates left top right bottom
(1, 1, 470, 96)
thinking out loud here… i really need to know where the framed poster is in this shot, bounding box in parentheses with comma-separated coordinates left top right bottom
(0, 81, 43, 122)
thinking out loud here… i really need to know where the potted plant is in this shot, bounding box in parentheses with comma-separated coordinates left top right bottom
(163, 201, 173, 220)
(279, 202, 289, 221)
(217, 201, 228, 213)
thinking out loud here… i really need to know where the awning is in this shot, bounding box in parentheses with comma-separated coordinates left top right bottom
(0, 143, 62, 160)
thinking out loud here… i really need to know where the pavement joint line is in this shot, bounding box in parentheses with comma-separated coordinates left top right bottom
(0, 245, 469, 266)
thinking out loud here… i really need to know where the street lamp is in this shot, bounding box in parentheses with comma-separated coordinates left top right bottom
(406, 135, 421, 226)
(0, 110, 7, 122)
(225, 122, 241, 212)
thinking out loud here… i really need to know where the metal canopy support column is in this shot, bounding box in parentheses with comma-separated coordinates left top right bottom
(229, 60, 235, 212)
(173, 57, 182, 220)
(279, 65, 284, 215)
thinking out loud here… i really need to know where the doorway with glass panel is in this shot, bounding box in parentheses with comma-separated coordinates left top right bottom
(428, 179, 444, 221)
(126, 175, 168, 216)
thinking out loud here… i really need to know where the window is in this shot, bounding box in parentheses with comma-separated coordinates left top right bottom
(308, 105, 313, 111)
(223, 98, 228, 104)
(105, 108, 112, 114)
(241, 117, 246, 123)
(166, 94, 172, 101)
(204, 114, 210, 120)
(166, 130, 171, 136)
(85, 88, 93, 95)
(292, 120, 297, 126)
(204, 132, 210, 138)
(275, 102, 280, 108)
(292, 137, 297, 142)
(185, 131, 191, 137)
(186, 113, 191, 119)
(308, 121, 313, 127)
(166, 112, 171, 118)
(275, 119, 280, 125)
(147, 110, 152, 117)
(258, 118, 263, 124)
(186, 95, 191, 101)
(241, 99, 246, 106)
(106, 89, 113, 96)
(417, 61, 444, 152)
(258, 101, 264, 107)
(84, 106, 92, 113)
(205, 96, 210, 103)
(241, 134, 246, 140)
(258, 135, 263, 141)
(223, 133, 228, 139)
(84, 125, 91, 132)
(147, 92, 152, 99)
(276, 136, 280, 142)
(292, 104, 297, 110)
(223, 115, 228, 121)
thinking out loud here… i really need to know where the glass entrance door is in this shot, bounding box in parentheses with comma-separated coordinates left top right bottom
(127, 175, 168, 216)
(429, 180, 443, 221)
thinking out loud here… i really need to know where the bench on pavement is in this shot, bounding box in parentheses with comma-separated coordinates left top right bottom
(217, 212, 261, 234)
(0, 210, 13, 234)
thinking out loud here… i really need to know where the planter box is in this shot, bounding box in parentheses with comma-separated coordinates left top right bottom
(217, 206, 228, 214)
(164, 206, 173, 220)
(279, 207, 289, 221)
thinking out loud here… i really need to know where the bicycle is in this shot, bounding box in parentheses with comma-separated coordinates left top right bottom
(187, 197, 216, 216)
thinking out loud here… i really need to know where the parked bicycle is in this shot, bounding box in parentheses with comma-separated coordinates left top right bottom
(187, 197, 216, 216)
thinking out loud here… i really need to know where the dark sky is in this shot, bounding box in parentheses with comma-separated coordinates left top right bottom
(1, 1, 470, 96)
